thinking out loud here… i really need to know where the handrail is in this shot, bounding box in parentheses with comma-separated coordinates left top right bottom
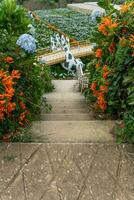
(37, 44, 94, 66)
(37, 42, 92, 56)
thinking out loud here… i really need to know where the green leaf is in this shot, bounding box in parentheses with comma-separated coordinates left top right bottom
(97, 0, 111, 10)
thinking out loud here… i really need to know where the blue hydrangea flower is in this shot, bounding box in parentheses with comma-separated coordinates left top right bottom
(16, 34, 36, 53)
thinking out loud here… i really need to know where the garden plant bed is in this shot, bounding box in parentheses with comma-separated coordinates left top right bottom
(35, 8, 95, 42)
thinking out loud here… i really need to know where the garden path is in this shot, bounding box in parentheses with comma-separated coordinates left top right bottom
(0, 143, 134, 200)
(31, 80, 115, 143)
(67, 2, 105, 14)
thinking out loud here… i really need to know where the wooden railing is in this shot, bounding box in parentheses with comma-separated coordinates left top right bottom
(37, 44, 94, 66)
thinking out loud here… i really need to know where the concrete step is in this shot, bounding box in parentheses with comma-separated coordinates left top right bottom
(51, 105, 88, 110)
(49, 105, 89, 109)
(48, 99, 88, 104)
(45, 94, 85, 101)
(40, 113, 92, 121)
(46, 108, 92, 114)
(31, 120, 115, 143)
(49, 102, 89, 109)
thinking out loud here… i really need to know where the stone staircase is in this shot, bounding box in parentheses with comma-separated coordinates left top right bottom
(40, 100, 94, 121)
(31, 80, 115, 143)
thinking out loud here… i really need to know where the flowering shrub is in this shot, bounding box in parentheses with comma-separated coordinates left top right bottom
(0, 0, 53, 140)
(0, 51, 53, 139)
(0, 54, 30, 136)
(0, 69, 20, 120)
(86, 0, 134, 143)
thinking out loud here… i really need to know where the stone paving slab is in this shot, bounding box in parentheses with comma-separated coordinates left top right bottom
(0, 143, 21, 194)
(1, 174, 25, 200)
(0, 143, 134, 200)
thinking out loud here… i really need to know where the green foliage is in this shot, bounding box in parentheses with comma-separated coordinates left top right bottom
(0, 0, 53, 139)
(11, 128, 34, 142)
(15, 56, 53, 114)
(85, 1, 134, 143)
(97, 0, 113, 10)
(35, 21, 53, 49)
(116, 110, 134, 144)
(51, 65, 75, 79)
(36, 8, 95, 41)
(0, 0, 30, 34)
(0, 49, 53, 137)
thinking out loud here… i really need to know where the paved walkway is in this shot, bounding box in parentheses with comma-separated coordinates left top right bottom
(0, 81, 134, 200)
(0, 143, 134, 200)
(31, 80, 115, 143)
(67, 2, 105, 14)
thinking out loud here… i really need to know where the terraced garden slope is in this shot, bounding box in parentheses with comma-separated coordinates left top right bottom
(36, 8, 95, 42)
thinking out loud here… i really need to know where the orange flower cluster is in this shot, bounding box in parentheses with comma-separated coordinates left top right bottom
(90, 81, 99, 96)
(90, 81, 107, 111)
(97, 92, 107, 111)
(0, 69, 21, 120)
(102, 65, 109, 80)
(103, 65, 108, 71)
(120, 2, 133, 13)
(11, 70, 21, 79)
(18, 110, 30, 126)
(99, 65, 110, 110)
(100, 85, 108, 92)
(108, 42, 116, 54)
(95, 49, 103, 58)
(96, 63, 100, 69)
(19, 101, 26, 110)
(90, 64, 110, 111)
(90, 81, 96, 91)
(98, 17, 118, 36)
(90, 81, 97, 95)
(4, 56, 14, 64)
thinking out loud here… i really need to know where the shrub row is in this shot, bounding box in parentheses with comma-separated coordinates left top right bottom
(0, 0, 53, 140)
(85, 0, 134, 143)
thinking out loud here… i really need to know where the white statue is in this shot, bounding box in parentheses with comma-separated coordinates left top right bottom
(50, 34, 84, 79)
